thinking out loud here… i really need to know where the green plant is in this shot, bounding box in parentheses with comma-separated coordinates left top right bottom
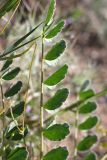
(0, 0, 107, 160)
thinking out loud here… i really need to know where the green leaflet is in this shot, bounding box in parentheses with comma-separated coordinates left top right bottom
(44, 64, 68, 86)
(45, 0, 56, 26)
(45, 40, 66, 61)
(79, 102, 97, 114)
(4, 81, 22, 98)
(44, 88, 69, 110)
(1, 60, 13, 71)
(2, 67, 20, 80)
(80, 80, 90, 92)
(78, 116, 98, 130)
(7, 147, 28, 160)
(77, 135, 98, 151)
(5, 125, 28, 141)
(0, 0, 19, 19)
(43, 123, 70, 141)
(83, 152, 97, 160)
(6, 101, 25, 118)
(45, 20, 64, 39)
(43, 147, 68, 160)
(79, 89, 95, 100)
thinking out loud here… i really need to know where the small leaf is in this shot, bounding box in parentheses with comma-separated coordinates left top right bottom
(80, 80, 90, 92)
(1, 60, 13, 71)
(4, 81, 22, 98)
(78, 116, 98, 130)
(77, 135, 98, 151)
(43, 147, 68, 160)
(6, 101, 25, 118)
(44, 88, 69, 110)
(2, 67, 20, 80)
(83, 152, 97, 160)
(43, 123, 70, 141)
(0, 0, 19, 19)
(79, 102, 97, 114)
(7, 147, 28, 160)
(44, 64, 68, 86)
(5, 125, 28, 141)
(45, 20, 64, 39)
(79, 89, 95, 100)
(45, 40, 66, 61)
(45, 0, 56, 26)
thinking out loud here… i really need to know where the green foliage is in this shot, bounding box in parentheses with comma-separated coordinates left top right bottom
(45, 40, 66, 61)
(79, 102, 97, 114)
(79, 89, 95, 100)
(0, 0, 20, 19)
(2, 67, 20, 80)
(45, 20, 65, 39)
(5, 125, 28, 141)
(43, 147, 68, 160)
(44, 88, 69, 110)
(4, 81, 22, 98)
(6, 101, 25, 118)
(78, 116, 98, 130)
(44, 65, 68, 86)
(77, 135, 98, 151)
(7, 147, 28, 160)
(1, 60, 13, 71)
(83, 152, 96, 160)
(0, 0, 107, 159)
(45, 0, 56, 26)
(43, 123, 70, 141)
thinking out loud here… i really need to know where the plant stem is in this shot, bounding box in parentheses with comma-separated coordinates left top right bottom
(40, 31, 44, 160)
(73, 109, 79, 160)
(0, 81, 5, 160)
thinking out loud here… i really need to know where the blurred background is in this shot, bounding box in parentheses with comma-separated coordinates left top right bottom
(0, 0, 107, 159)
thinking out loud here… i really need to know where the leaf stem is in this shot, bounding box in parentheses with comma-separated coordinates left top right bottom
(0, 0, 22, 35)
(40, 29, 45, 160)
(73, 109, 79, 160)
(0, 81, 5, 160)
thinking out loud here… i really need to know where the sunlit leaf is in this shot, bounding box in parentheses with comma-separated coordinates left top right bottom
(78, 116, 98, 130)
(6, 101, 25, 118)
(4, 81, 22, 98)
(1, 60, 13, 71)
(79, 89, 95, 100)
(44, 88, 69, 110)
(79, 102, 97, 114)
(45, 20, 64, 39)
(45, 0, 56, 26)
(83, 152, 97, 160)
(43, 123, 70, 141)
(5, 125, 28, 141)
(7, 147, 28, 160)
(44, 64, 68, 86)
(2, 67, 20, 80)
(0, 0, 20, 19)
(45, 40, 66, 61)
(43, 147, 68, 160)
(77, 135, 98, 151)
